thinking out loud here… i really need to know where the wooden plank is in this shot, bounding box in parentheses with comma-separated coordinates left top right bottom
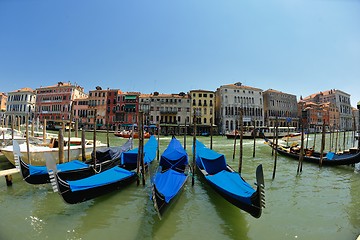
(0, 168, 19, 177)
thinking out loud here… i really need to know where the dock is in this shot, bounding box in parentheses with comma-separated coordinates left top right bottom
(0, 168, 19, 186)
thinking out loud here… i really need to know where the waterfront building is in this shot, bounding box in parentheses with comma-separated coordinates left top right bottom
(299, 101, 339, 133)
(189, 89, 216, 135)
(35, 82, 87, 125)
(114, 91, 140, 130)
(139, 92, 190, 135)
(87, 86, 108, 129)
(303, 89, 353, 130)
(215, 82, 264, 134)
(0, 92, 7, 125)
(73, 97, 89, 129)
(5, 88, 36, 125)
(106, 89, 122, 131)
(263, 89, 299, 129)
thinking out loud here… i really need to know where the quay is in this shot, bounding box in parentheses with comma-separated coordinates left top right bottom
(0, 168, 19, 186)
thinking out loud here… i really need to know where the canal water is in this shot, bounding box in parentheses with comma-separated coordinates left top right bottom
(0, 133, 359, 240)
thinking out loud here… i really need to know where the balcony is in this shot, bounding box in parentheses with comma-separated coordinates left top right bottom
(160, 110, 178, 114)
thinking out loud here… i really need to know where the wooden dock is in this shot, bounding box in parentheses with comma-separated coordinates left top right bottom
(0, 168, 19, 177)
(0, 168, 19, 186)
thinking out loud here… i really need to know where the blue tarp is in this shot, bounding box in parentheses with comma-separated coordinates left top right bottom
(205, 170, 255, 205)
(194, 140, 227, 175)
(154, 169, 187, 203)
(326, 151, 335, 160)
(29, 160, 89, 175)
(160, 138, 188, 170)
(121, 135, 158, 165)
(67, 166, 134, 192)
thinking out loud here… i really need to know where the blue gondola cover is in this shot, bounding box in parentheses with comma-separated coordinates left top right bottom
(160, 138, 188, 170)
(29, 160, 89, 175)
(195, 140, 227, 175)
(154, 169, 187, 203)
(205, 170, 255, 205)
(121, 135, 158, 165)
(67, 166, 134, 192)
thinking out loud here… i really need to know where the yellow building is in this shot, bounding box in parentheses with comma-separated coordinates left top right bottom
(189, 89, 216, 135)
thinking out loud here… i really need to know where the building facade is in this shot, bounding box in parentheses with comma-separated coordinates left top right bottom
(35, 82, 87, 125)
(263, 89, 299, 129)
(215, 82, 264, 134)
(189, 89, 216, 134)
(303, 89, 353, 130)
(0, 92, 7, 125)
(5, 88, 36, 125)
(139, 92, 190, 135)
(73, 97, 89, 129)
(87, 86, 108, 129)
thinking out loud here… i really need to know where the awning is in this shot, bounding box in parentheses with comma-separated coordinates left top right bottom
(122, 123, 137, 127)
(124, 104, 136, 109)
(125, 96, 137, 100)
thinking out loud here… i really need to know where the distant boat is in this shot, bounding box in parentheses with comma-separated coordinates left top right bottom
(266, 139, 360, 166)
(114, 130, 150, 139)
(151, 137, 189, 219)
(194, 140, 265, 218)
(282, 132, 302, 142)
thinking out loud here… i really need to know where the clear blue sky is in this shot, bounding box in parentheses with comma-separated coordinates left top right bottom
(1, 0, 359, 107)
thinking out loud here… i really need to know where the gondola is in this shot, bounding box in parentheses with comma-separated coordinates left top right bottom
(194, 140, 265, 218)
(151, 137, 188, 219)
(120, 135, 157, 170)
(266, 139, 360, 166)
(46, 155, 137, 204)
(13, 139, 133, 185)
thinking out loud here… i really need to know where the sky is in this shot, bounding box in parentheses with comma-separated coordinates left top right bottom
(1, 0, 359, 107)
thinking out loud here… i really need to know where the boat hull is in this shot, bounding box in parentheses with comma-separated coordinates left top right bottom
(1, 144, 108, 166)
(56, 171, 137, 204)
(196, 166, 262, 218)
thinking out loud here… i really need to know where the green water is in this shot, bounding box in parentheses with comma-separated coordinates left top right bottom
(0, 133, 359, 240)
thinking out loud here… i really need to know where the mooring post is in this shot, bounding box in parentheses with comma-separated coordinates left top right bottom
(5, 175, 13, 186)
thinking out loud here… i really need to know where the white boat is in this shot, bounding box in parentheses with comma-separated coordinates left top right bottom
(0, 137, 108, 166)
(0, 127, 26, 146)
(282, 132, 302, 142)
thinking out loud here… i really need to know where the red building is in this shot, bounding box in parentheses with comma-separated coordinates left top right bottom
(35, 82, 87, 124)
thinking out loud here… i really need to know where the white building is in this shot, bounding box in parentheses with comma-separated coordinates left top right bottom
(5, 88, 36, 124)
(216, 82, 264, 133)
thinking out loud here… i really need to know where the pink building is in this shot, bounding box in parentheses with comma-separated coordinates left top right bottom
(35, 82, 87, 125)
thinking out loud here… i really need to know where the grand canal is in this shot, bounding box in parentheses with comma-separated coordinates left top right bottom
(0, 133, 359, 240)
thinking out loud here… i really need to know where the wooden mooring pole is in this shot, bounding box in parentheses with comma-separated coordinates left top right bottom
(238, 109, 244, 173)
(192, 109, 197, 186)
(272, 116, 279, 180)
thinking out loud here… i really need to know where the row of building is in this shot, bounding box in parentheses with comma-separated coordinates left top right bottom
(0, 81, 358, 135)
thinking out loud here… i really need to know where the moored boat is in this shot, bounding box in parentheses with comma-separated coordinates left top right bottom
(13, 139, 133, 184)
(266, 139, 360, 166)
(194, 140, 265, 218)
(46, 155, 137, 204)
(151, 137, 188, 219)
(120, 135, 157, 170)
(1, 137, 108, 166)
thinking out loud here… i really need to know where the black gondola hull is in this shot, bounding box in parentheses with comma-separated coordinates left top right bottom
(56, 173, 137, 204)
(275, 147, 360, 166)
(196, 165, 262, 218)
